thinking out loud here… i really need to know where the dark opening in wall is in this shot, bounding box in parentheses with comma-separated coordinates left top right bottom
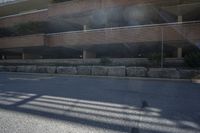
(0, 21, 49, 38)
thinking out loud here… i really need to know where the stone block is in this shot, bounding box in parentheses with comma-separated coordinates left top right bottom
(5, 66, 17, 72)
(46, 66, 57, 74)
(178, 69, 199, 79)
(36, 66, 56, 74)
(16, 66, 25, 72)
(148, 68, 180, 79)
(92, 66, 108, 76)
(0, 66, 5, 72)
(77, 66, 91, 75)
(107, 66, 126, 77)
(24, 66, 37, 73)
(57, 67, 77, 75)
(126, 67, 147, 77)
(36, 66, 47, 73)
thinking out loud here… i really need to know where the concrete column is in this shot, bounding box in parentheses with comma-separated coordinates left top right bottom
(22, 53, 41, 59)
(178, 15, 183, 23)
(2, 55, 5, 60)
(177, 47, 183, 58)
(83, 50, 96, 59)
(83, 25, 87, 31)
(22, 53, 25, 59)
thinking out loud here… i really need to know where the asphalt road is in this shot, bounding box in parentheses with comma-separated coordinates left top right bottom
(0, 72, 200, 133)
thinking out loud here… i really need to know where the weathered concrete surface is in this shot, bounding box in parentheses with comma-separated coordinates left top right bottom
(0, 73, 200, 133)
(107, 66, 126, 77)
(57, 67, 77, 75)
(46, 66, 57, 74)
(16, 66, 26, 72)
(91, 66, 108, 76)
(126, 67, 147, 77)
(179, 69, 200, 79)
(1, 65, 199, 79)
(0, 58, 184, 67)
(77, 66, 91, 75)
(16, 66, 37, 73)
(0, 66, 5, 72)
(148, 68, 180, 79)
(36, 66, 48, 73)
(0, 34, 45, 49)
(36, 66, 56, 74)
(5, 66, 17, 72)
(25, 66, 37, 73)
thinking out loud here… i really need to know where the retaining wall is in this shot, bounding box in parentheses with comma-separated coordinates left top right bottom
(0, 58, 184, 67)
(0, 65, 199, 79)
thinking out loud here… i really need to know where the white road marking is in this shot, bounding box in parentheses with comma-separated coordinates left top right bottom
(9, 77, 54, 81)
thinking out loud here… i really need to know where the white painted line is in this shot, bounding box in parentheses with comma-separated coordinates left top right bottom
(8, 76, 54, 81)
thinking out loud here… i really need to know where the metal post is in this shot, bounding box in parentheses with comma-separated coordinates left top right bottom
(161, 28, 164, 68)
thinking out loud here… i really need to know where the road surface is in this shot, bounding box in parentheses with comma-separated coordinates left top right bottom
(0, 72, 200, 133)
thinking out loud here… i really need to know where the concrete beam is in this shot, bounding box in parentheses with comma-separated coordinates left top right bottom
(0, 9, 48, 28)
(47, 22, 200, 48)
(48, 0, 187, 18)
(0, 34, 45, 49)
(0, 22, 199, 50)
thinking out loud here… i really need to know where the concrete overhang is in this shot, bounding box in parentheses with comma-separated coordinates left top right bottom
(48, 0, 185, 18)
(48, 0, 200, 29)
(0, 34, 45, 49)
(0, 9, 48, 28)
(46, 22, 200, 48)
(0, 22, 199, 50)
(0, 0, 199, 29)
(0, 0, 50, 17)
(161, 2, 200, 16)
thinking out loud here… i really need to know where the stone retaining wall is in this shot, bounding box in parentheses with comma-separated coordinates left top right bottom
(0, 58, 184, 67)
(0, 65, 199, 79)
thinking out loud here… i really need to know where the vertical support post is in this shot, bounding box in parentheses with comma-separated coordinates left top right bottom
(83, 25, 87, 31)
(177, 47, 183, 58)
(178, 15, 183, 24)
(22, 53, 25, 60)
(2, 55, 5, 60)
(161, 27, 164, 68)
(83, 50, 96, 59)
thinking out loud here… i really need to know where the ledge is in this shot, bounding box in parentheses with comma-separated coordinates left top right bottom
(0, 34, 45, 49)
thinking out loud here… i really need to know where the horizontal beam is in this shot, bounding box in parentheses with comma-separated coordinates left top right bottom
(0, 0, 49, 17)
(0, 34, 45, 49)
(0, 9, 48, 28)
(0, 0, 199, 28)
(0, 22, 199, 49)
(48, 0, 182, 18)
(47, 22, 200, 48)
